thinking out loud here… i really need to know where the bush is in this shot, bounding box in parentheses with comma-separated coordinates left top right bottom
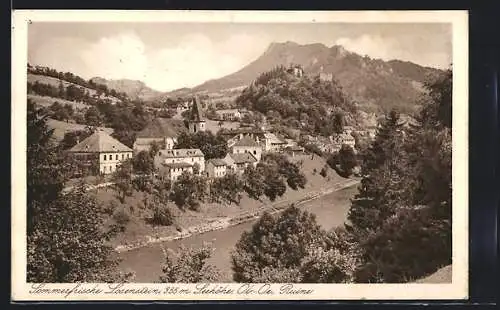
(112, 207, 130, 231)
(151, 205, 174, 226)
(319, 166, 328, 178)
(339, 144, 357, 176)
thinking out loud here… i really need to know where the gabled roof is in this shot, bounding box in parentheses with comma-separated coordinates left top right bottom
(230, 153, 257, 164)
(69, 130, 132, 153)
(136, 118, 187, 138)
(208, 158, 227, 166)
(233, 136, 260, 147)
(188, 97, 205, 122)
(159, 148, 204, 158)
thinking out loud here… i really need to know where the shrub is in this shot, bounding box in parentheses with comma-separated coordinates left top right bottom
(319, 166, 328, 178)
(151, 205, 174, 226)
(112, 207, 130, 231)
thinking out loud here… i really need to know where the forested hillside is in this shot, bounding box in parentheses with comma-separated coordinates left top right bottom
(235, 65, 359, 136)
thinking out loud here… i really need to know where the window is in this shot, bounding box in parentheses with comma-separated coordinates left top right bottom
(253, 150, 256, 155)
(104, 155, 107, 161)
(121, 154, 124, 160)
(103, 166, 107, 172)
(116, 154, 118, 160)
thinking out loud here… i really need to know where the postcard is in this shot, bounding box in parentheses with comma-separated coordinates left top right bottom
(12, 10, 468, 301)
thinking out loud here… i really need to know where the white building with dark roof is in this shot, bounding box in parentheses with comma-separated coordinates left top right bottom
(224, 153, 257, 174)
(159, 162, 194, 182)
(231, 136, 262, 161)
(206, 158, 228, 178)
(215, 109, 241, 121)
(68, 129, 133, 175)
(154, 148, 205, 176)
(263, 132, 287, 153)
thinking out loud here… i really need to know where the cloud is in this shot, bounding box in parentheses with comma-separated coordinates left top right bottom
(335, 34, 450, 69)
(30, 31, 271, 92)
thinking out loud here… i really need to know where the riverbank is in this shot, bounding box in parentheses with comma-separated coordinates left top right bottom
(119, 182, 360, 282)
(114, 178, 360, 253)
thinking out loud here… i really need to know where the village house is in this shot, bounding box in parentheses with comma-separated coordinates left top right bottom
(206, 158, 227, 178)
(154, 148, 205, 178)
(215, 109, 241, 121)
(187, 97, 206, 134)
(231, 136, 263, 161)
(133, 118, 186, 152)
(159, 162, 194, 182)
(285, 145, 306, 157)
(263, 132, 287, 153)
(224, 153, 258, 174)
(68, 129, 133, 175)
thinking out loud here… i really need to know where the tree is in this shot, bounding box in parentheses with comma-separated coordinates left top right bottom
(169, 171, 208, 211)
(210, 173, 244, 204)
(332, 111, 345, 135)
(112, 159, 134, 203)
(112, 129, 136, 149)
(346, 109, 405, 236)
(160, 243, 221, 283)
(132, 150, 155, 176)
(60, 129, 93, 150)
(346, 69, 453, 283)
(28, 183, 124, 282)
(354, 205, 451, 283)
(27, 100, 69, 233)
(260, 153, 307, 191)
(338, 144, 357, 176)
(231, 205, 328, 283)
(242, 165, 265, 200)
(84, 106, 103, 127)
(174, 131, 228, 160)
(262, 170, 286, 202)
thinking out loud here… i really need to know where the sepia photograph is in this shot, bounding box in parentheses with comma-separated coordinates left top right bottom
(12, 10, 468, 301)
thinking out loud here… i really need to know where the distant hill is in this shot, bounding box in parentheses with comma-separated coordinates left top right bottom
(176, 41, 444, 114)
(90, 77, 163, 102)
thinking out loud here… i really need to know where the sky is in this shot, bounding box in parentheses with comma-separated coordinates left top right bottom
(28, 22, 452, 92)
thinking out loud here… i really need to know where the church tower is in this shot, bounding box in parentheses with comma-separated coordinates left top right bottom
(187, 96, 206, 134)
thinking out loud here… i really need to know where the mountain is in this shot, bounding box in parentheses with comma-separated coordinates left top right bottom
(183, 41, 444, 113)
(90, 77, 163, 102)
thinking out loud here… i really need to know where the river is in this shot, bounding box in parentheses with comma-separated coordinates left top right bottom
(119, 184, 358, 282)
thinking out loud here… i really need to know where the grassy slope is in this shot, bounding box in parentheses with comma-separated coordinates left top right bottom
(28, 73, 122, 104)
(415, 265, 452, 283)
(47, 118, 113, 141)
(28, 94, 90, 110)
(94, 154, 354, 248)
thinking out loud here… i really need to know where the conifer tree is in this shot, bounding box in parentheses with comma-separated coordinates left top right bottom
(346, 109, 405, 236)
